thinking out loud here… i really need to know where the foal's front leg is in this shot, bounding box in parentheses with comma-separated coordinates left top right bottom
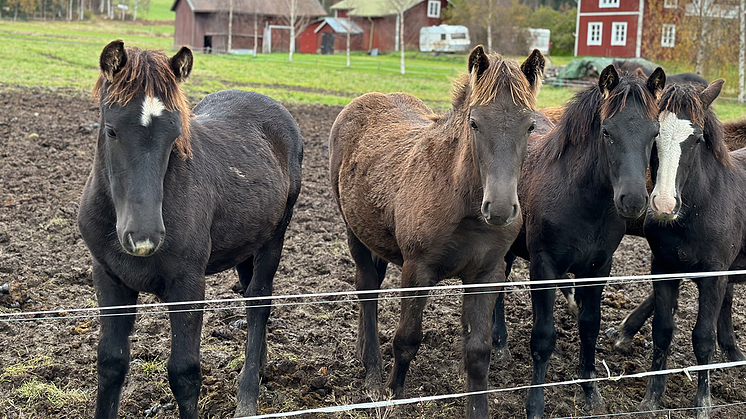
(640, 272, 680, 412)
(574, 273, 607, 413)
(387, 260, 433, 398)
(94, 264, 138, 419)
(526, 254, 559, 419)
(692, 276, 728, 419)
(463, 272, 501, 419)
(166, 283, 206, 419)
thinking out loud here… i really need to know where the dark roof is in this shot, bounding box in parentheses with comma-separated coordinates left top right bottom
(171, 0, 327, 16)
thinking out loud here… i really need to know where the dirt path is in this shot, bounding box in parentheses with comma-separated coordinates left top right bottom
(0, 87, 744, 418)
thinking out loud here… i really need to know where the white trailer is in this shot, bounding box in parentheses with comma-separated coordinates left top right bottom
(419, 25, 471, 53)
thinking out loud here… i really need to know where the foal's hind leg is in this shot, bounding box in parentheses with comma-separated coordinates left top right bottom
(614, 290, 654, 351)
(231, 256, 254, 295)
(717, 282, 745, 361)
(347, 228, 388, 390)
(93, 264, 138, 419)
(235, 234, 286, 417)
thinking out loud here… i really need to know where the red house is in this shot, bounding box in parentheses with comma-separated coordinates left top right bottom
(171, 0, 326, 53)
(330, 0, 451, 52)
(574, 0, 643, 58)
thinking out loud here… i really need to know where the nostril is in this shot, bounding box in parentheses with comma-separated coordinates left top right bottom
(482, 201, 492, 218)
(127, 232, 136, 251)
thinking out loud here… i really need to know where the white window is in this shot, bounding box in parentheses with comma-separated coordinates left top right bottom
(661, 24, 676, 47)
(664, 0, 677, 8)
(599, 0, 620, 8)
(427, 0, 441, 18)
(610, 22, 628, 46)
(587, 22, 603, 46)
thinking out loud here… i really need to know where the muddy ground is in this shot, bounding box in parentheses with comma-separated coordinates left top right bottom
(1, 87, 745, 418)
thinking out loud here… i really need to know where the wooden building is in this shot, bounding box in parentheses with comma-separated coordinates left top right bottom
(171, 0, 327, 53)
(330, 0, 451, 52)
(574, 0, 643, 58)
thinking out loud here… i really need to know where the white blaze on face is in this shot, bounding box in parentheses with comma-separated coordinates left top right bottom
(650, 111, 694, 217)
(141, 96, 165, 127)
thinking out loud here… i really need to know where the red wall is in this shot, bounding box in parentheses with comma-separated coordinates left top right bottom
(577, 14, 638, 57)
(335, 0, 448, 52)
(298, 22, 321, 54)
(580, 0, 639, 13)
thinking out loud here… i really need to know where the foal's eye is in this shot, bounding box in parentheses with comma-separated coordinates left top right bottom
(602, 128, 610, 138)
(105, 127, 116, 138)
(469, 119, 478, 131)
(528, 123, 536, 134)
(695, 135, 703, 144)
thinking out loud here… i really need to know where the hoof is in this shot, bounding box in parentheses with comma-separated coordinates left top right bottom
(695, 406, 711, 419)
(364, 368, 384, 391)
(493, 346, 511, 364)
(639, 396, 659, 413)
(725, 348, 746, 362)
(234, 401, 257, 418)
(584, 390, 605, 413)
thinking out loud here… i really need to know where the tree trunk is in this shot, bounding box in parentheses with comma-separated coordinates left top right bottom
(228, 0, 234, 53)
(695, 13, 708, 75)
(738, 0, 746, 103)
(289, 0, 296, 62)
(133, 0, 138, 21)
(395, 13, 400, 52)
(400, 11, 405, 75)
(347, 30, 351, 68)
(253, 12, 258, 58)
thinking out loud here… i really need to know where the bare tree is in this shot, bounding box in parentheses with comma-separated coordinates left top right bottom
(279, 0, 314, 62)
(738, 0, 746, 103)
(387, 0, 412, 74)
(228, 0, 234, 52)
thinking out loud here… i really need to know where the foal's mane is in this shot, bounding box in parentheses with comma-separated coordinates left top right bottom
(544, 71, 657, 161)
(452, 53, 537, 113)
(659, 83, 731, 166)
(92, 46, 192, 158)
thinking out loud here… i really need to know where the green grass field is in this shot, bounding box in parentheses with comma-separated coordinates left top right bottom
(1, 19, 744, 120)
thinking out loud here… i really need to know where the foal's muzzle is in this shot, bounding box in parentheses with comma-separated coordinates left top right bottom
(482, 201, 520, 227)
(119, 227, 165, 257)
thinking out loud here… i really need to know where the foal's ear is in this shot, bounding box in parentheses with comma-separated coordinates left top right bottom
(521, 49, 545, 97)
(700, 79, 725, 109)
(468, 45, 490, 80)
(598, 65, 619, 99)
(100, 39, 127, 83)
(170, 46, 193, 83)
(646, 67, 666, 100)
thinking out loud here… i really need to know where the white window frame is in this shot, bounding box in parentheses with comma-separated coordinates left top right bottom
(661, 24, 676, 47)
(599, 0, 620, 8)
(427, 0, 441, 18)
(664, 0, 678, 8)
(610, 22, 628, 46)
(587, 22, 603, 46)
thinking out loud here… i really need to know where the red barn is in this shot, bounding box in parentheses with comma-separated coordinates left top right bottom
(312, 17, 365, 54)
(171, 0, 326, 53)
(574, 0, 643, 58)
(331, 0, 451, 52)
